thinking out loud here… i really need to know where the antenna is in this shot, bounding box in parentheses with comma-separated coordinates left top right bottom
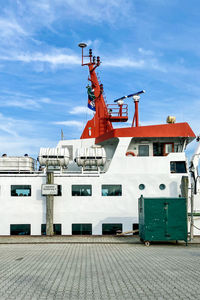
(114, 90, 145, 102)
(78, 42, 87, 65)
(114, 90, 145, 127)
(61, 129, 64, 140)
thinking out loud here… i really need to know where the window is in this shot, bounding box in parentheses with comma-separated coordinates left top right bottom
(138, 145, 149, 156)
(102, 224, 122, 235)
(170, 161, 187, 173)
(41, 224, 61, 235)
(57, 185, 62, 196)
(132, 223, 139, 235)
(153, 143, 164, 156)
(102, 185, 122, 196)
(159, 184, 166, 190)
(139, 184, 145, 190)
(174, 144, 181, 153)
(72, 224, 92, 235)
(11, 185, 31, 196)
(164, 143, 174, 155)
(72, 185, 92, 196)
(10, 224, 30, 235)
(153, 143, 174, 156)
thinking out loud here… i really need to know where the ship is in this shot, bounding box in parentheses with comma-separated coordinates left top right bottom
(0, 43, 200, 237)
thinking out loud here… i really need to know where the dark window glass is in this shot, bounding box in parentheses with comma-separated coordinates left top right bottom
(102, 185, 122, 196)
(102, 224, 122, 235)
(10, 224, 30, 235)
(132, 223, 139, 235)
(57, 185, 62, 196)
(72, 185, 92, 196)
(138, 145, 149, 156)
(72, 224, 92, 235)
(170, 161, 187, 173)
(41, 224, 61, 235)
(11, 185, 31, 196)
(159, 184, 166, 190)
(153, 143, 164, 156)
(139, 184, 145, 190)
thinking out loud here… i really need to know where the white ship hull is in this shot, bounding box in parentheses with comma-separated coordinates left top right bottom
(1, 137, 199, 236)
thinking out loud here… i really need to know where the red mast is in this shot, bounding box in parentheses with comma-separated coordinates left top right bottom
(79, 43, 128, 139)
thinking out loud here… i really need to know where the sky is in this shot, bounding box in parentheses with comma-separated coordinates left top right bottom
(0, 0, 199, 159)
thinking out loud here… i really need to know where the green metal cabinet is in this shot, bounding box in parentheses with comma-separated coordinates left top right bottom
(138, 196, 187, 245)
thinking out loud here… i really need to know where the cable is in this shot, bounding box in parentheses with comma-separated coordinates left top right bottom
(193, 224, 200, 231)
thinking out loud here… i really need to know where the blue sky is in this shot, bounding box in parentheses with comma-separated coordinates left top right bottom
(0, 0, 199, 158)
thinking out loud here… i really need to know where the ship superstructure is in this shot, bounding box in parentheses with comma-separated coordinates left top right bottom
(0, 44, 200, 237)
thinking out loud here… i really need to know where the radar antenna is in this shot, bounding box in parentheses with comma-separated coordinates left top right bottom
(114, 90, 145, 127)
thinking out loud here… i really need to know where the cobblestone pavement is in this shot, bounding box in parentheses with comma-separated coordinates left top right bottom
(0, 244, 200, 300)
(0, 235, 199, 244)
(0, 235, 140, 244)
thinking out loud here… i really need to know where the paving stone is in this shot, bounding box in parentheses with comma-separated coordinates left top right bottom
(0, 243, 200, 299)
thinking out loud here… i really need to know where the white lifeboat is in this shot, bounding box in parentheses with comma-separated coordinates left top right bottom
(38, 148, 69, 167)
(75, 147, 106, 167)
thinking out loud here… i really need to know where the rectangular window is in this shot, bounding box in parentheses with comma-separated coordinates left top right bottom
(10, 224, 30, 235)
(102, 224, 122, 235)
(164, 143, 174, 155)
(138, 145, 149, 156)
(153, 143, 164, 156)
(41, 224, 62, 235)
(11, 185, 31, 196)
(132, 223, 139, 235)
(57, 185, 62, 196)
(102, 185, 122, 196)
(174, 144, 181, 153)
(72, 224, 92, 235)
(72, 185, 92, 196)
(170, 161, 187, 173)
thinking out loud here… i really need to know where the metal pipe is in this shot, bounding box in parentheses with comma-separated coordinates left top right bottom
(190, 182, 194, 240)
(135, 100, 139, 127)
(46, 171, 54, 236)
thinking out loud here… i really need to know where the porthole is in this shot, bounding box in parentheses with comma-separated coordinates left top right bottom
(139, 184, 145, 190)
(159, 184, 166, 190)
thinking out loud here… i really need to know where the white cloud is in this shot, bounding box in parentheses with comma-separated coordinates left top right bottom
(0, 112, 54, 157)
(40, 97, 52, 104)
(0, 51, 80, 66)
(0, 113, 34, 137)
(0, 135, 53, 157)
(69, 106, 94, 116)
(0, 99, 40, 110)
(138, 48, 154, 56)
(17, 52, 79, 65)
(103, 56, 167, 72)
(31, 0, 133, 24)
(0, 48, 168, 73)
(0, 94, 54, 110)
(0, 18, 27, 38)
(104, 58, 145, 68)
(53, 120, 84, 128)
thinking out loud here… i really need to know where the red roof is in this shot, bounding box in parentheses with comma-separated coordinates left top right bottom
(95, 122, 196, 144)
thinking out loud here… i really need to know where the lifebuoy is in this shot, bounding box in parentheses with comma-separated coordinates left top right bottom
(126, 151, 136, 157)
